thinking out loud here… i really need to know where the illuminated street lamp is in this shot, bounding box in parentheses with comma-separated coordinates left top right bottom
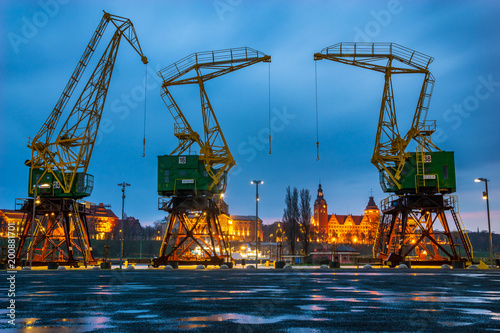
(30, 183, 50, 268)
(118, 182, 131, 269)
(251, 180, 263, 268)
(475, 178, 494, 268)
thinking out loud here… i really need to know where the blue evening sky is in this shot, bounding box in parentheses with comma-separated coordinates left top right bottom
(1, 0, 499, 232)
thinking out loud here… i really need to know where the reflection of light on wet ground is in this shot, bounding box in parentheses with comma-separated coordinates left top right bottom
(409, 296, 496, 303)
(326, 287, 385, 296)
(136, 314, 159, 319)
(11, 316, 116, 332)
(298, 305, 326, 311)
(178, 313, 329, 324)
(80, 316, 111, 324)
(309, 295, 362, 302)
(15, 318, 40, 325)
(368, 294, 498, 304)
(286, 329, 322, 333)
(192, 297, 232, 301)
(352, 306, 379, 310)
(439, 321, 473, 327)
(53, 318, 80, 323)
(90, 291, 117, 295)
(116, 310, 149, 314)
(455, 308, 500, 320)
(176, 324, 209, 329)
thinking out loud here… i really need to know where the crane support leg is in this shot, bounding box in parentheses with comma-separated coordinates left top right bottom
(374, 194, 472, 267)
(14, 198, 96, 267)
(153, 197, 232, 268)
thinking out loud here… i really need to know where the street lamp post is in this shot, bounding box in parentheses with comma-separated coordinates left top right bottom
(251, 180, 263, 268)
(475, 178, 494, 268)
(30, 183, 50, 268)
(118, 182, 131, 269)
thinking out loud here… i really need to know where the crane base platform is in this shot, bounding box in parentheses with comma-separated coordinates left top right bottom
(374, 194, 473, 265)
(156, 196, 233, 267)
(14, 197, 97, 267)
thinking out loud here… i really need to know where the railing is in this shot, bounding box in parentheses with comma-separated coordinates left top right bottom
(158, 47, 270, 83)
(446, 195, 473, 261)
(319, 42, 434, 70)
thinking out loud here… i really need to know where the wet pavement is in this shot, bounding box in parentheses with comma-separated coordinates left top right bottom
(1, 268, 500, 332)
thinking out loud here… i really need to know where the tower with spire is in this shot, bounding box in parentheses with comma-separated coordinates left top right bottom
(312, 183, 380, 244)
(313, 183, 329, 239)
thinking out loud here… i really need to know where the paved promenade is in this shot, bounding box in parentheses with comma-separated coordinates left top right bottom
(1, 267, 500, 332)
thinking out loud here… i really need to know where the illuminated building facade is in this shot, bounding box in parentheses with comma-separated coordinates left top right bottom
(86, 203, 119, 240)
(313, 184, 380, 244)
(0, 209, 25, 238)
(219, 215, 263, 242)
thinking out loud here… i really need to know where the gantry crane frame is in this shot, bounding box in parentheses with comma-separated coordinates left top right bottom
(314, 42, 473, 266)
(16, 11, 147, 267)
(153, 47, 270, 268)
(27, 11, 147, 197)
(314, 42, 439, 192)
(158, 47, 271, 192)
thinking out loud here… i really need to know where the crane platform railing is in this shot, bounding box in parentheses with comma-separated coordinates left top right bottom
(316, 42, 434, 71)
(158, 47, 270, 84)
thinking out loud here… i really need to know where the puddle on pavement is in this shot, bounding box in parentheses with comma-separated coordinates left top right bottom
(80, 316, 111, 324)
(309, 295, 362, 302)
(439, 321, 473, 327)
(15, 318, 40, 325)
(177, 324, 209, 329)
(455, 308, 500, 320)
(116, 310, 150, 314)
(326, 287, 385, 296)
(373, 296, 495, 304)
(298, 305, 326, 311)
(90, 291, 118, 295)
(52, 318, 81, 323)
(192, 297, 232, 301)
(177, 313, 329, 324)
(9, 317, 114, 332)
(136, 314, 159, 319)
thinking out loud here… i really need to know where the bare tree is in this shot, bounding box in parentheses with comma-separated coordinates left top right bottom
(283, 186, 299, 255)
(299, 188, 312, 256)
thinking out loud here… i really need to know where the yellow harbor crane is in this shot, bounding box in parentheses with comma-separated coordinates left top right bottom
(153, 47, 271, 268)
(315, 43, 472, 267)
(15, 11, 147, 267)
